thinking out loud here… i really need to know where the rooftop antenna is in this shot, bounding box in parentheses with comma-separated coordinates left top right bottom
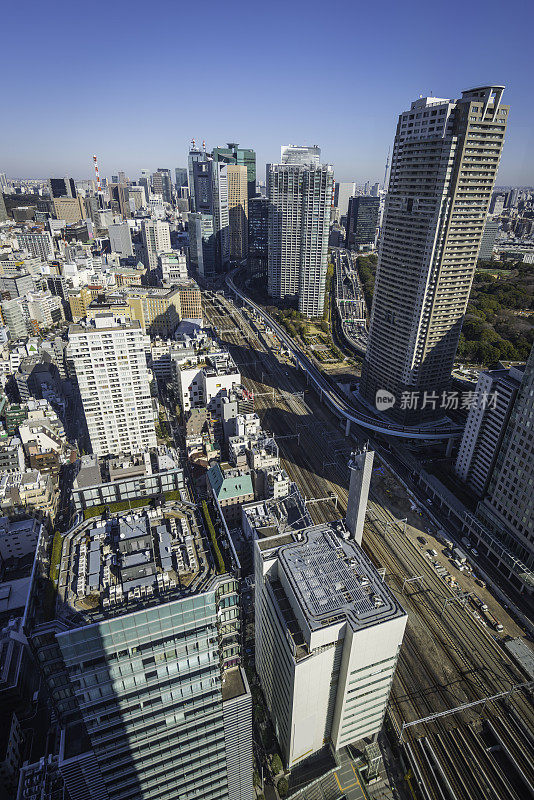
(191, 138, 196, 149)
(202, 140, 206, 153)
(383, 148, 390, 191)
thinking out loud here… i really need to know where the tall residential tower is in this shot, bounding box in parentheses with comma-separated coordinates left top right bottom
(360, 86, 508, 424)
(268, 161, 333, 317)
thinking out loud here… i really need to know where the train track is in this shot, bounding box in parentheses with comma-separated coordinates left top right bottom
(202, 292, 534, 800)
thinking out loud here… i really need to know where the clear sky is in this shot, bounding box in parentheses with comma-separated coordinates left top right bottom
(2, 0, 532, 186)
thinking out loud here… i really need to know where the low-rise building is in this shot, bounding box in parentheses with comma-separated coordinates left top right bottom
(0, 517, 42, 561)
(72, 447, 185, 511)
(207, 463, 254, 526)
(0, 437, 25, 473)
(177, 351, 241, 414)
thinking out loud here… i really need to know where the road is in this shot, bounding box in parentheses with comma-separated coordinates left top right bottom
(203, 291, 534, 800)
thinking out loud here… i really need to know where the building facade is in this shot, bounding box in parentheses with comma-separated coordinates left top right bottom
(226, 165, 248, 261)
(68, 318, 157, 457)
(268, 163, 333, 317)
(345, 196, 379, 250)
(360, 86, 509, 424)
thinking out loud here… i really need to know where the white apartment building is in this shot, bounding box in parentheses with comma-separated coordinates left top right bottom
(177, 352, 241, 413)
(68, 317, 157, 457)
(141, 219, 171, 270)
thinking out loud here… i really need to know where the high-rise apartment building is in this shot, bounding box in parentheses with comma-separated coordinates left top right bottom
(360, 86, 509, 424)
(30, 512, 253, 800)
(477, 344, 534, 568)
(255, 522, 406, 768)
(280, 145, 321, 166)
(226, 165, 248, 261)
(455, 364, 523, 498)
(15, 229, 54, 260)
(108, 222, 134, 258)
(142, 219, 171, 270)
(478, 218, 499, 260)
(212, 143, 256, 199)
(268, 162, 333, 317)
(68, 317, 157, 457)
(345, 196, 379, 250)
(334, 182, 356, 218)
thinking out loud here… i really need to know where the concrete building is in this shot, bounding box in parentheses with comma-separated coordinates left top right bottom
(268, 162, 333, 317)
(72, 448, 185, 511)
(151, 168, 173, 204)
(141, 220, 171, 271)
(207, 463, 254, 525)
(0, 438, 26, 474)
(1, 298, 28, 340)
(108, 222, 134, 258)
(477, 345, 534, 569)
(52, 197, 85, 224)
(478, 218, 499, 261)
(0, 272, 35, 299)
(49, 177, 76, 198)
(360, 86, 509, 425)
(0, 516, 42, 561)
(68, 318, 157, 457)
(455, 365, 523, 497)
(255, 522, 406, 767)
(14, 230, 54, 260)
(159, 250, 187, 284)
(345, 196, 379, 250)
(177, 351, 241, 414)
(334, 182, 356, 219)
(226, 165, 248, 261)
(29, 512, 253, 800)
(280, 145, 321, 165)
(212, 144, 256, 199)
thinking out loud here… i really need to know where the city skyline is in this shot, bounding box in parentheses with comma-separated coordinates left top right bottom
(2, 0, 533, 185)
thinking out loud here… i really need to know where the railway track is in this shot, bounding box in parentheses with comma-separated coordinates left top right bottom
(202, 293, 534, 800)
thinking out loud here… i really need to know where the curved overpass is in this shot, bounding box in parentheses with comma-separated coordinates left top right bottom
(225, 272, 462, 441)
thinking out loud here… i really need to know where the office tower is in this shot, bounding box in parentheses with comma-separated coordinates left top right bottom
(1, 297, 29, 339)
(505, 187, 519, 208)
(128, 185, 146, 211)
(0, 172, 7, 190)
(68, 317, 157, 456)
(49, 176, 76, 198)
(212, 144, 257, 200)
(371, 182, 380, 197)
(346, 446, 374, 545)
(14, 229, 54, 260)
(108, 183, 131, 219)
(489, 193, 505, 215)
(0, 192, 7, 223)
(108, 222, 134, 258)
(0, 271, 35, 298)
(280, 144, 321, 165)
(455, 364, 523, 498)
(30, 512, 253, 800)
(334, 182, 356, 219)
(117, 170, 127, 185)
(478, 218, 499, 261)
(248, 196, 268, 275)
(360, 86, 509, 424)
(52, 196, 86, 223)
(142, 219, 171, 270)
(268, 162, 333, 317)
(188, 212, 216, 280)
(190, 160, 229, 273)
(188, 143, 205, 211)
(226, 165, 248, 261)
(364, 181, 370, 195)
(254, 522, 406, 768)
(345, 196, 379, 250)
(175, 167, 188, 189)
(139, 170, 151, 204)
(152, 168, 173, 204)
(477, 344, 534, 568)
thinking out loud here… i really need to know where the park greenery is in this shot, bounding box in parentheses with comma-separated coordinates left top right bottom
(355, 253, 378, 311)
(201, 500, 226, 574)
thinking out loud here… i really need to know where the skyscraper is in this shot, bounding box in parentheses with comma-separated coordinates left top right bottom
(108, 222, 134, 258)
(254, 522, 406, 768)
(152, 168, 173, 204)
(248, 196, 268, 275)
(187, 143, 205, 211)
(212, 143, 256, 199)
(226, 165, 248, 261)
(190, 159, 229, 274)
(68, 317, 157, 457)
(175, 167, 188, 189)
(360, 86, 509, 424)
(280, 144, 321, 166)
(30, 512, 253, 800)
(142, 219, 171, 270)
(477, 344, 534, 568)
(334, 181, 356, 218)
(49, 176, 76, 198)
(478, 218, 499, 260)
(268, 162, 333, 317)
(345, 196, 379, 250)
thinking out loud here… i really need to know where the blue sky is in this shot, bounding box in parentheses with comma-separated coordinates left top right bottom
(3, 0, 532, 185)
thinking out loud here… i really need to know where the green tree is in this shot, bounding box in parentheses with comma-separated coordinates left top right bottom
(277, 777, 289, 798)
(270, 754, 283, 775)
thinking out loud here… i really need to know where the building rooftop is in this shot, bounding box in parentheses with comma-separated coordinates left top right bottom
(57, 509, 213, 624)
(221, 665, 247, 702)
(262, 522, 405, 635)
(207, 463, 253, 501)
